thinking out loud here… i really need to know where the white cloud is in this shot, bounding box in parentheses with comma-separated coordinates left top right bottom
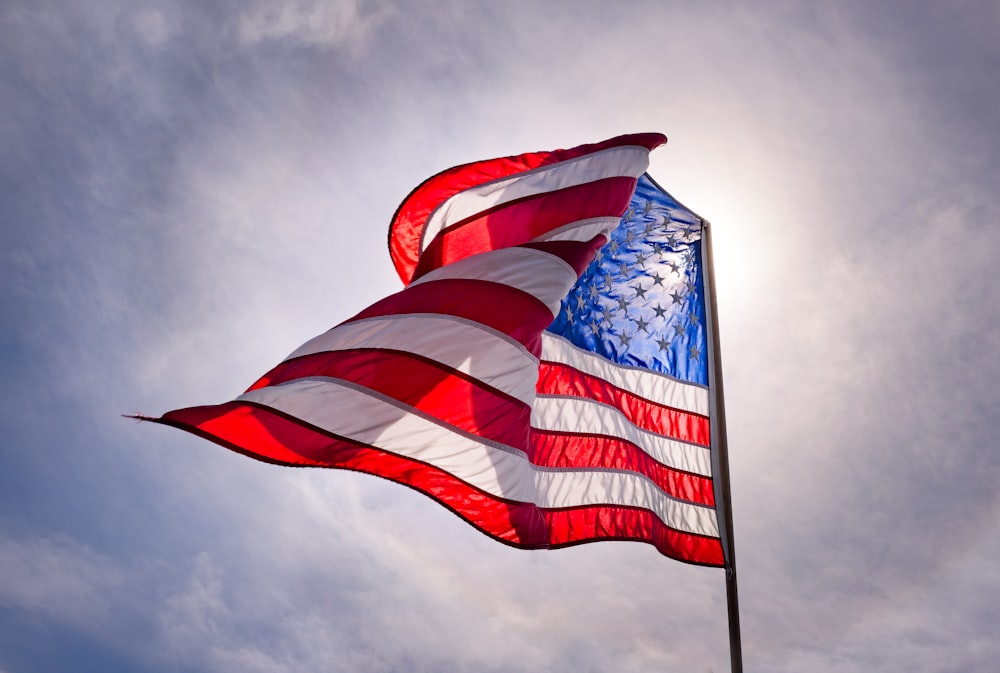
(130, 7, 175, 47)
(235, 0, 390, 50)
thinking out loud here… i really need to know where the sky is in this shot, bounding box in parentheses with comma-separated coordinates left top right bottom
(2, 1, 999, 671)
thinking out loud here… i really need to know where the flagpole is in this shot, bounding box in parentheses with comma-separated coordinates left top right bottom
(701, 220, 743, 673)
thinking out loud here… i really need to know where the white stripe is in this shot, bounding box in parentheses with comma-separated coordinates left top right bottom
(285, 314, 539, 405)
(530, 395, 712, 477)
(410, 247, 578, 317)
(532, 469, 719, 537)
(238, 378, 719, 537)
(532, 216, 620, 243)
(540, 332, 709, 416)
(420, 145, 651, 253)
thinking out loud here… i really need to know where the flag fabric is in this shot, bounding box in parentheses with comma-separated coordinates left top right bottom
(149, 132, 725, 566)
(538, 173, 722, 565)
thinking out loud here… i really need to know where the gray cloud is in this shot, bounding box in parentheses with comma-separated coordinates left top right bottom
(2, 1, 998, 672)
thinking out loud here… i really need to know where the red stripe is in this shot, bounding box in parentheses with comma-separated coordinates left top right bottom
(390, 133, 668, 284)
(536, 362, 710, 446)
(529, 430, 715, 507)
(248, 349, 531, 450)
(542, 506, 724, 566)
(158, 402, 550, 546)
(156, 402, 721, 566)
(342, 278, 556, 356)
(412, 177, 636, 279)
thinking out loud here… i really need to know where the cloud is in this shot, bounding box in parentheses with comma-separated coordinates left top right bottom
(2, 1, 999, 672)
(0, 536, 125, 624)
(235, 0, 390, 49)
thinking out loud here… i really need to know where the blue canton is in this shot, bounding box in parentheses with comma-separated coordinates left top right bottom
(545, 174, 709, 387)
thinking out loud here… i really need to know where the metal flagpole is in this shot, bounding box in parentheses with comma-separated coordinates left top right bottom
(701, 220, 743, 673)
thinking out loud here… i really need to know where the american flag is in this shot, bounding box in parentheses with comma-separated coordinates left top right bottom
(147, 133, 725, 566)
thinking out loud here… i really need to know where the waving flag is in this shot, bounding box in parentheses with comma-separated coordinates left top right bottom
(146, 133, 726, 566)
